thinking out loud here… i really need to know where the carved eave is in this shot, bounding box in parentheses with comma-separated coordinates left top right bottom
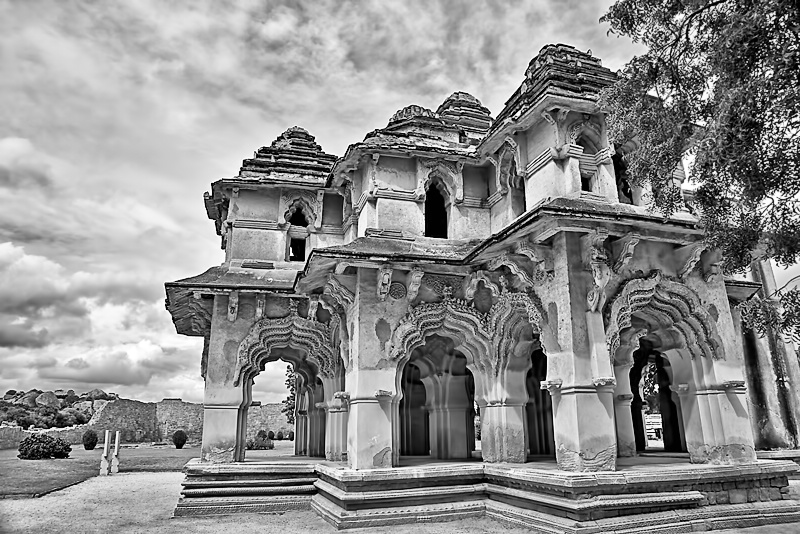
(465, 197, 704, 265)
(724, 279, 762, 303)
(164, 285, 213, 337)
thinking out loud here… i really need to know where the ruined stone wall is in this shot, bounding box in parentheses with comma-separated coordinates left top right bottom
(246, 403, 293, 440)
(156, 398, 203, 443)
(88, 399, 157, 442)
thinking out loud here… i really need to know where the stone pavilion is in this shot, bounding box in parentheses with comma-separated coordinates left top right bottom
(165, 44, 800, 531)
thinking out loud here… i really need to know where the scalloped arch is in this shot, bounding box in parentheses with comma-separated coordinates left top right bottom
(606, 271, 725, 364)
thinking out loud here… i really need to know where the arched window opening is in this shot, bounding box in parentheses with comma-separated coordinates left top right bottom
(612, 151, 634, 204)
(287, 207, 309, 262)
(577, 137, 597, 192)
(509, 159, 527, 218)
(424, 183, 448, 238)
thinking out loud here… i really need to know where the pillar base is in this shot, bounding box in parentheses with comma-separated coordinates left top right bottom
(552, 386, 617, 472)
(481, 404, 526, 463)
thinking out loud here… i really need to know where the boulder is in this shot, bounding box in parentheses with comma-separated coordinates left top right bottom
(73, 400, 94, 415)
(86, 388, 110, 401)
(64, 393, 80, 406)
(35, 391, 61, 409)
(16, 390, 40, 407)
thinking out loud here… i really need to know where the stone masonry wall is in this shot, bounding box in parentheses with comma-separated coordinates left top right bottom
(0, 398, 293, 449)
(246, 403, 293, 441)
(156, 398, 203, 443)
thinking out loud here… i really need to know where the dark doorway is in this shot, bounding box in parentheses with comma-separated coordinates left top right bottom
(525, 348, 555, 456)
(424, 184, 448, 238)
(399, 363, 429, 455)
(289, 238, 306, 261)
(289, 208, 309, 227)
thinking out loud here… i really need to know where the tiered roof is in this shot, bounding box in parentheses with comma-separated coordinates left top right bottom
(436, 92, 493, 136)
(237, 126, 337, 185)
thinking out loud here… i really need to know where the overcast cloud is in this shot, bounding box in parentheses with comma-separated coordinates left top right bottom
(1, 0, 792, 404)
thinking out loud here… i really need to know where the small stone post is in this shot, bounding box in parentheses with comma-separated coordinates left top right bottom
(99, 430, 111, 476)
(110, 430, 121, 474)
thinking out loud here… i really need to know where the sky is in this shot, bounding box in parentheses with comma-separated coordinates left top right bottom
(0, 0, 793, 405)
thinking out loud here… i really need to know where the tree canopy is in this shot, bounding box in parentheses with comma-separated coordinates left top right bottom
(600, 0, 800, 341)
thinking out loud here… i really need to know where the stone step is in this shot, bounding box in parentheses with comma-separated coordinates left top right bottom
(174, 494, 312, 517)
(314, 478, 485, 509)
(183, 477, 317, 488)
(182, 484, 316, 498)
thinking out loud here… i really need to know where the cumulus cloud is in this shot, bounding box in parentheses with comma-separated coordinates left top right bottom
(0, 0, 649, 403)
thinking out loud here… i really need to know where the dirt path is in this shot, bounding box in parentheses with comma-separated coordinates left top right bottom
(0, 472, 798, 534)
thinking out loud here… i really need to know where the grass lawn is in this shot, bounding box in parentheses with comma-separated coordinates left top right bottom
(0, 445, 199, 498)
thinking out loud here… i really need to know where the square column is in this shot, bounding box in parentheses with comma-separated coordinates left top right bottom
(547, 383, 617, 471)
(324, 394, 349, 461)
(613, 364, 636, 457)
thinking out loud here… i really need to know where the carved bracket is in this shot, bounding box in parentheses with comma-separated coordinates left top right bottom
(324, 275, 354, 310)
(406, 267, 425, 302)
(612, 233, 640, 273)
(307, 295, 320, 320)
(255, 294, 266, 319)
(581, 230, 610, 312)
(464, 270, 501, 301)
(377, 265, 393, 301)
(514, 242, 554, 284)
(675, 242, 707, 281)
(227, 291, 239, 322)
(592, 377, 616, 388)
(486, 252, 534, 289)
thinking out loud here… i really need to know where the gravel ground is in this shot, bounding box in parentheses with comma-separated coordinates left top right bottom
(0, 472, 798, 534)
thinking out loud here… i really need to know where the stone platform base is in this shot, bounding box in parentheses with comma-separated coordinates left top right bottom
(175, 458, 799, 532)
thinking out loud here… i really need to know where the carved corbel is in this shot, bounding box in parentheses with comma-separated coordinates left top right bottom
(592, 377, 616, 388)
(581, 230, 610, 312)
(377, 265, 393, 301)
(514, 241, 554, 283)
(486, 252, 534, 289)
(540, 378, 563, 394)
(374, 390, 393, 399)
(307, 295, 320, 321)
(227, 291, 239, 322)
(255, 294, 266, 319)
(406, 267, 424, 302)
(675, 242, 707, 281)
(324, 274, 354, 310)
(612, 233, 641, 273)
(314, 190, 324, 228)
(702, 249, 722, 282)
(464, 270, 501, 301)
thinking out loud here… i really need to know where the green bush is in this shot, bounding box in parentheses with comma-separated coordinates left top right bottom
(249, 435, 274, 450)
(276, 431, 284, 440)
(52, 438, 72, 458)
(82, 429, 98, 450)
(288, 430, 294, 441)
(172, 429, 187, 449)
(267, 430, 275, 440)
(256, 429, 268, 440)
(17, 434, 71, 460)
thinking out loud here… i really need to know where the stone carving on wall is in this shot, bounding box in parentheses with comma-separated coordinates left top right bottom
(323, 274, 355, 311)
(582, 230, 611, 312)
(486, 252, 535, 289)
(422, 274, 463, 297)
(414, 159, 464, 204)
(406, 268, 425, 302)
(612, 233, 641, 273)
(377, 265, 393, 301)
(464, 270, 501, 301)
(227, 291, 239, 322)
(280, 189, 320, 228)
(234, 304, 340, 386)
(490, 137, 522, 195)
(605, 271, 726, 363)
(388, 282, 407, 300)
(568, 118, 602, 145)
(513, 242, 554, 283)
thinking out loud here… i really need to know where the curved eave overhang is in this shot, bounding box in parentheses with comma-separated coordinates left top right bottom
(466, 198, 705, 263)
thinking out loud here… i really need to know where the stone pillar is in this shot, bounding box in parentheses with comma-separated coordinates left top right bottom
(295, 409, 308, 455)
(422, 374, 472, 460)
(200, 294, 249, 463)
(479, 368, 529, 463)
(613, 363, 636, 457)
(321, 375, 348, 462)
(347, 370, 396, 469)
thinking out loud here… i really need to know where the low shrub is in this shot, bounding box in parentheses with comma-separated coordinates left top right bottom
(172, 429, 187, 449)
(82, 429, 98, 450)
(267, 430, 275, 440)
(276, 431, 284, 440)
(17, 434, 71, 460)
(52, 437, 72, 458)
(256, 429, 268, 440)
(288, 430, 294, 441)
(249, 435, 274, 450)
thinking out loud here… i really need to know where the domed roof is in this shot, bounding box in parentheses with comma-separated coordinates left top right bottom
(436, 92, 492, 133)
(388, 104, 438, 125)
(238, 126, 337, 183)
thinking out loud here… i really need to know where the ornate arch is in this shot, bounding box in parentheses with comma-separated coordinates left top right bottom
(280, 190, 319, 227)
(234, 306, 339, 386)
(415, 159, 464, 204)
(605, 271, 725, 365)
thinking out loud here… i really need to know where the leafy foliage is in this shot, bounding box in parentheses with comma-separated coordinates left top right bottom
(288, 430, 295, 441)
(17, 434, 71, 460)
(82, 429, 98, 451)
(247, 430, 274, 450)
(276, 431, 284, 440)
(172, 429, 187, 449)
(281, 365, 296, 425)
(600, 0, 800, 338)
(0, 401, 89, 430)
